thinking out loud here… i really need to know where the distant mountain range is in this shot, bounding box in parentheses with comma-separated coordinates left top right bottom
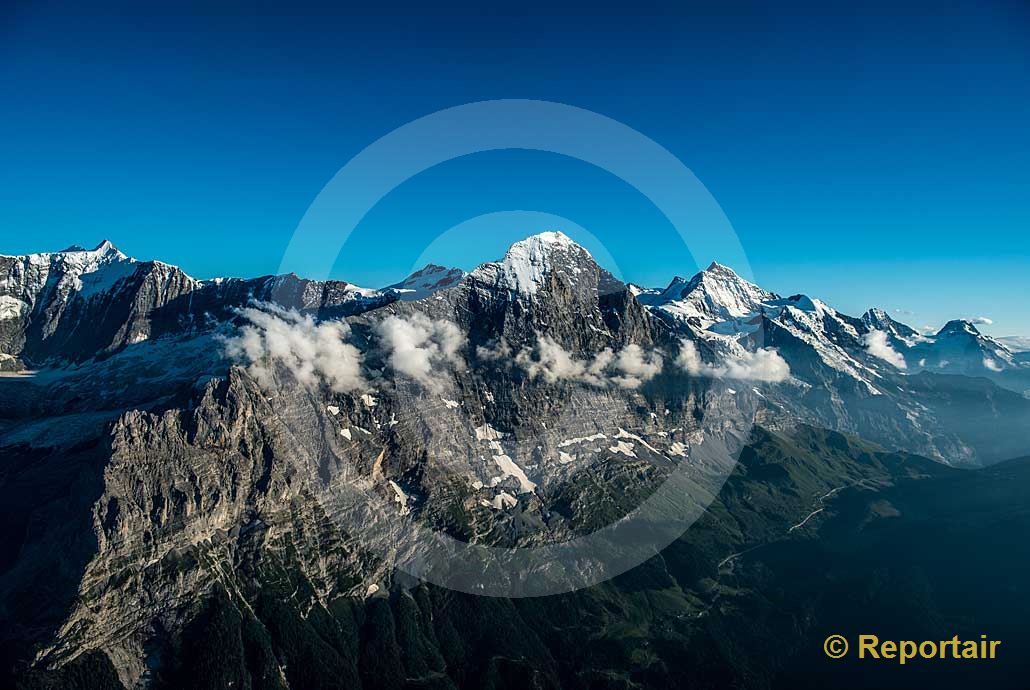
(3, 237, 1024, 385)
(636, 260, 1025, 393)
(1, 233, 1029, 689)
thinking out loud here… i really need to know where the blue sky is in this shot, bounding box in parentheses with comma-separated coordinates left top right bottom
(1, 0, 1028, 335)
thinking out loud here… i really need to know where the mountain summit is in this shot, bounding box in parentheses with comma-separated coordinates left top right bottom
(640, 261, 777, 327)
(937, 319, 981, 336)
(386, 263, 465, 301)
(91, 239, 126, 257)
(469, 231, 602, 296)
(862, 308, 920, 340)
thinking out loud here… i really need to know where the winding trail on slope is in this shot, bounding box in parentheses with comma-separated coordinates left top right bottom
(720, 476, 889, 568)
(787, 508, 824, 532)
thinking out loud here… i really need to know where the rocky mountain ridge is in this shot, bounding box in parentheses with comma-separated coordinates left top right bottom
(1, 234, 1027, 465)
(0, 241, 392, 368)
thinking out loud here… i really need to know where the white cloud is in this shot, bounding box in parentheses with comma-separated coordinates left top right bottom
(223, 302, 365, 392)
(863, 330, 907, 369)
(515, 336, 606, 385)
(983, 357, 1003, 372)
(675, 339, 705, 376)
(375, 313, 466, 387)
(719, 349, 791, 382)
(515, 336, 663, 389)
(475, 338, 513, 361)
(610, 344, 664, 389)
(998, 336, 1030, 353)
(969, 316, 994, 326)
(675, 340, 790, 383)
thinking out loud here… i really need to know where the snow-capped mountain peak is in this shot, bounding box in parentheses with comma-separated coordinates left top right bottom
(862, 308, 920, 341)
(937, 319, 981, 337)
(703, 260, 737, 275)
(899, 318, 1017, 375)
(863, 307, 895, 329)
(91, 239, 127, 259)
(641, 261, 778, 327)
(518, 230, 581, 249)
(386, 263, 466, 301)
(470, 231, 597, 296)
(54, 240, 136, 298)
(1, 239, 138, 304)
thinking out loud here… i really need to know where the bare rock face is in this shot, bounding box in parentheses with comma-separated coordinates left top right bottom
(31, 371, 357, 685)
(28, 351, 736, 686)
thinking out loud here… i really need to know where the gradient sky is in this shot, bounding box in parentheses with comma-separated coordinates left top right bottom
(1, 0, 1028, 335)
